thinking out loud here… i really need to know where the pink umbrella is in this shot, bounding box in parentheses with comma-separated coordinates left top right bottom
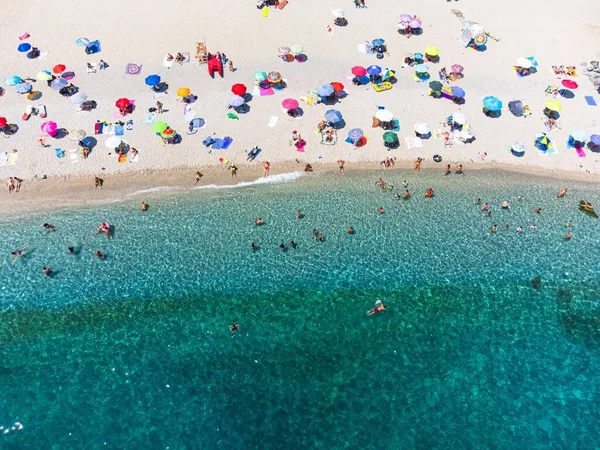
(400, 14, 412, 22)
(41, 121, 58, 137)
(409, 19, 422, 28)
(351, 66, 367, 76)
(451, 64, 464, 73)
(561, 80, 578, 89)
(282, 98, 299, 110)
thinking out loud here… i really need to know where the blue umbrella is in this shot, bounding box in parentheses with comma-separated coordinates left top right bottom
(145, 74, 161, 86)
(348, 128, 363, 140)
(15, 83, 32, 94)
(508, 100, 524, 116)
(325, 109, 343, 123)
(367, 65, 382, 75)
(4, 76, 22, 86)
(372, 38, 385, 46)
(591, 135, 600, 145)
(17, 43, 31, 53)
(414, 64, 430, 73)
(317, 83, 334, 97)
(483, 96, 502, 111)
(356, 75, 369, 85)
(452, 86, 465, 98)
(50, 78, 68, 90)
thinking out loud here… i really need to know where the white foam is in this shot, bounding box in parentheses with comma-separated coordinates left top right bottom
(191, 171, 305, 190)
(129, 186, 182, 196)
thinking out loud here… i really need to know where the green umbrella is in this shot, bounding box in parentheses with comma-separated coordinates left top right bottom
(152, 121, 168, 133)
(428, 81, 443, 91)
(253, 71, 267, 81)
(382, 131, 398, 143)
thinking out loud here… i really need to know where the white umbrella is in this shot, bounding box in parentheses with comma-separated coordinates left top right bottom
(70, 92, 88, 104)
(511, 141, 525, 151)
(516, 57, 533, 69)
(290, 44, 303, 55)
(228, 96, 245, 107)
(69, 129, 86, 141)
(332, 9, 345, 18)
(452, 112, 467, 125)
(375, 109, 394, 122)
(414, 122, 431, 135)
(105, 136, 122, 149)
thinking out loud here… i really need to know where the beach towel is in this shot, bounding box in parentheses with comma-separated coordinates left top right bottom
(8, 150, 19, 166)
(126, 120, 133, 131)
(227, 112, 239, 120)
(203, 136, 216, 147)
(130, 153, 140, 163)
(268, 116, 279, 127)
(55, 147, 64, 158)
(212, 139, 224, 149)
(585, 96, 597, 106)
(221, 137, 233, 149)
(433, 129, 442, 138)
(163, 54, 174, 69)
(145, 113, 156, 124)
(576, 148, 586, 157)
(357, 43, 367, 54)
(247, 147, 262, 161)
(262, 6, 269, 17)
(69, 149, 79, 163)
(118, 154, 127, 164)
(0, 152, 8, 167)
(260, 87, 275, 96)
(115, 125, 124, 136)
(104, 124, 114, 135)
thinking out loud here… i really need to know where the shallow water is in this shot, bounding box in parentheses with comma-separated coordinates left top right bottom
(1, 170, 600, 448)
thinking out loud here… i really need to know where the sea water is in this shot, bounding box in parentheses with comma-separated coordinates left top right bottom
(1, 169, 600, 449)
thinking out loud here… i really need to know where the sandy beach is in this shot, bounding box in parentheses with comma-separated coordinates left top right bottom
(0, 0, 599, 207)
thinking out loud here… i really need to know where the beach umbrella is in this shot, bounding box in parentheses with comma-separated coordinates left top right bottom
(351, 66, 367, 76)
(332, 9, 345, 18)
(290, 44, 303, 55)
(330, 82, 344, 92)
(590, 135, 600, 145)
(569, 130, 588, 142)
(15, 83, 32, 94)
(535, 133, 552, 151)
(375, 109, 394, 122)
(104, 136, 122, 148)
(62, 71, 75, 80)
(267, 71, 282, 83)
(161, 128, 175, 138)
(278, 46, 291, 55)
(383, 131, 398, 143)
(17, 43, 31, 53)
(516, 57, 533, 68)
(372, 38, 385, 46)
(414, 64, 430, 73)
(0, 117, 7, 127)
(253, 71, 267, 81)
(400, 14, 412, 22)
(429, 81, 443, 91)
(452, 86, 466, 98)
(383, 69, 395, 81)
(177, 87, 191, 98)
(69, 129, 86, 141)
(398, 21, 410, 29)
(36, 70, 52, 81)
(508, 100, 524, 116)
(562, 80, 578, 89)
(145, 74, 161, 86)
(510, 141, 525, 157)
(325, 109, 343, 123)
(152, 121, 168, 134)
(409, 19, 422, 28)
(367, 65, 382, 75)
(317, 83, 334, 97)
(452, 112, 467, 124)
(414, 52, 424, 60)
(70, 92, 88, 104)
(50, 78, 68, 90)
(231, 83, 247, 96)
(41, 121, 57, 136)
(544, 100, 563, 111)
(414, 123, 431, 135)
(229, 95, 245, 107)
(483, 96, 502, 111)
(282, 98, 299, 110)
(474, 34, 487, 46)
(115, 98, 131, 110)
(4, 76, 22, 86)
(295, 54, 308, 63)
(53, 64, 66, 74)
(559, 89, 575, 99)
(281, 54, 294, 62)
(348, 128, 363, 140)
(425, 46, 440, 56)
(451, 64, 464, 73)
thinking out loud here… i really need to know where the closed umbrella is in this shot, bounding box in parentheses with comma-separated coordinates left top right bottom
(325, 109, 343, 123)
(452, 112, 467, 124)
(229, 96, 245, 107)
(317, 83, 334, 97)
(516, 57, 533, 68)
(104, 136, 122, 148)
(152, 121, 168, 134)
(414, 123, 431, 135)
(367, 65, 382, 75)
(53, 64, 66, 74)
(330, 82, 344, 92)
(452, 86, 465, 98)
(375, 109, 394, 122)
(231, 83, 247, 96)
(290, 44, 303, 55)
(41, 121, 58, 136)
(429, 81, 443, 91)
(383, 131, 398, 143)
(282, 98, 299, 110)
(544, 100, 562, 111)
(332, 9, 345, 18)
(145, 74, 161, 86)
(69, 129, 86, 141)
(17, 43, 31, 53)
(254, 71, 267, 81)
(414, 64, 430, 73)
(451, 64, 464, 73)
(348, 128, 363, 140)
(15, 83, 32, 94)
(177, 87, 191, 98)
(425, 46, 440, 56)
(36, 70, 53, 81)
(483, 96, 502, 111)
(50, 78, 68, 90)
(4, 76, 22, 86)
(267, 71, 282, 83)
(351, 66, 367, 76)
(562, 80, 578, 89)
(70, 93, 88, 104)
(508, 100, 524, 116)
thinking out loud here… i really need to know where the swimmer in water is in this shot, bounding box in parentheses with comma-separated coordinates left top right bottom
(516, 226, 524, 232)
(279, 243, 286, 252)
(517, 196, 524, 201)
(377, 207, 384, 214)
(403, 190, 410, 199)
(530, 224, 537, 231)
(402, 181, 408, 188)
(296, 210, 302, 220)
(475, 198, 481, 205)
(317, 233, 324, 243)
(289, 240, 297, 249)
(566, 220, 572, 227)
(491, 224, 497, 233)
(503, 224, 509, 231)
(254, 218, 264, 226)
(535, 208, 542, 215)
(11, 246, 27, 262)
(67, 246, 75, 254)
(348, 226, 354, 234)
(43, 223, 56, 232)
(486, 210, 492, 217)
(229, 323, 240, 334)
(312, 228, 318, 239)
(42, 266, 52, 276)
(251, 242, 258, 251)
(557, 188, 567, 198)
(482, 203, 489, 211)
(141, 202, 148, 211)
(564, 232, 573, 240)
(93, 250, 105, 260)
(367, 299, 386, 315)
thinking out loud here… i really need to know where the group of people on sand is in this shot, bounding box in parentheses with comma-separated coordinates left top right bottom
(6, 176, 23, 193)
(382, 157, 395, 170)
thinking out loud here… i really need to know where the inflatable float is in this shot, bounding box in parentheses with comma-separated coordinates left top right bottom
(208, 55, 223, 78)
(579, 200, 598, 218)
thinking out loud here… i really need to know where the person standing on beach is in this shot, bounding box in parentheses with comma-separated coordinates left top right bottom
(195, 172, 203, 185)
(228, 61, 235, 72)
(263, 161, 270, 177)
(337, 159, 345, 176)
(414, 157, 423, 172)
(95, 177, 103, 189)
(7, 177, 15, 193)
(156, 101, 163, 114)
(229, 165, 238, 178)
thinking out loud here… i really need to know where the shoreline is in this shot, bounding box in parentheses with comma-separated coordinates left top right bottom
(2, 159, 598, 218)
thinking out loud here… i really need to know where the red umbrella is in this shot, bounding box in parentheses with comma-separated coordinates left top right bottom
(561, 80, 578, 89)
(53, 64, 66, 74)
(351, 66, 367, 77)
(0, 117, 7, 127)
(330, 82, 344, 92)
(115, 98, 131, 110)
(282, 98, 299, 110)
(231, 84, 247, 96)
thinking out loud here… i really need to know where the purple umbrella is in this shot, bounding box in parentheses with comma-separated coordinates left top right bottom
(409, 19, 422, 28)
(400, 14, 412, 22)
(590, 135, 600, 145)
(62, 71, 76, 80)
(348, 128, 363, 140)
(452, 86, 466, 98)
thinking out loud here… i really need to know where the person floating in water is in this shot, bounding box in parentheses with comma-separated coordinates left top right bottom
(557, 188, 567, 198)
(279, 243, 286, 252)
(254, 218, 264, 226)
(43, 223, 56, 232)
(11, 246, 27, 262)
(289, 240, 297, 249)
(347, 226, 354, 234)
(67, 246, 75, 254)
(96, 222, 111, 238)
(93, 250, 105, 260)
(141, 201, 149, 211)
(491, 224, 497, 233)
(296, 210, 302, 220)
(251, 242, 258, 251)
(564, 232, 573, 240)
(229, 323, 240, 335)
(367, 299, 386, 315)
(42, 266, 52, 276)
(377, 207, 384, 214)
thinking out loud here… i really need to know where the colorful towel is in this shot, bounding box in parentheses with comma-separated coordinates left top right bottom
(260, 87, 274, 96)
(227, 112, 239, 120)
(118, 154, 127, 164)
(145, 113, 155, 124)
(126, 120, 133, 131)
(584, 96, 597, 106)
(576, 148, 586, 157)
(221, 137, 233, 149)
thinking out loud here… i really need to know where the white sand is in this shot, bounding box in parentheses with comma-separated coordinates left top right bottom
(0, 0, 599, 198)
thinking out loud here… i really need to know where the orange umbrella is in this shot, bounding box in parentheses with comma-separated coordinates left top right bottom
(52, 64, 66, 74)
(330, 82, 344, 92)
(177, 87, 191, 98)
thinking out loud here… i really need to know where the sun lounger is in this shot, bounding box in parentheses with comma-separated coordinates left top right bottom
(163, 53, 174, 69)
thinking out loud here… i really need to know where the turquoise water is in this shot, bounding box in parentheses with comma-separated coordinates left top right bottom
(2, 169, 600, 448)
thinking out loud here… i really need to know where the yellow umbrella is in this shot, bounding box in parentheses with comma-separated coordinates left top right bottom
(177, 87, 191, 98)
(425, 46, 440, 56)
(36, 71, 53, 81)
(544, 100, 563, 112)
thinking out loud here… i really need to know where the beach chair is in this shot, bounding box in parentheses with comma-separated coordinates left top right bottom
(196, 40, 207, 64)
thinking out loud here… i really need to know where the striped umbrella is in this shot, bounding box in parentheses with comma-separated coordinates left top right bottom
(348, 128, 363, 140)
